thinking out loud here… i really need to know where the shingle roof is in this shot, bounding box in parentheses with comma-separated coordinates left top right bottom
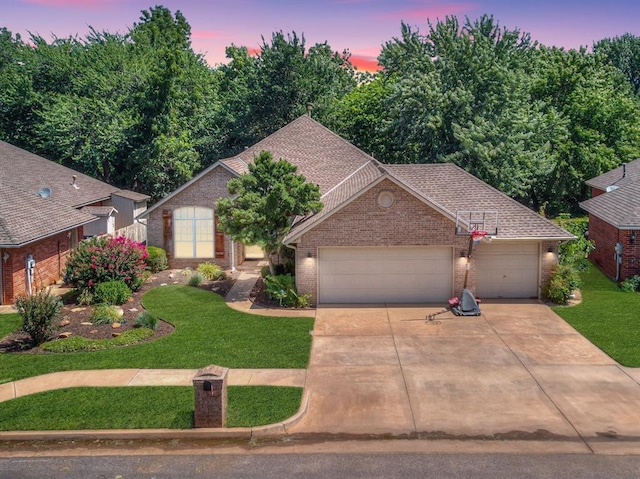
(285, 162, 573, 242)
(80, 206, 117, 216)
(580, 182, 640, 228)
(0, 183, 97, 247)
(112, 190, 150, 202)
(141, 115, 573, 241)
(0, 141, 144, 246)
(581, 158, 640, 228)
(226, 115, 374, 193)
(0, 140, 119, 207)
(386, 164, 574, 239)
(285, 161, 384, 241)
(585, 158, 640, 191)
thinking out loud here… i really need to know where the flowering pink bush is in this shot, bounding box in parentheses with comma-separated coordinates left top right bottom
(64, 236, 148, 292)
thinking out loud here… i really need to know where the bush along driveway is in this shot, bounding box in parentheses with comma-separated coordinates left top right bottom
(553, 264, 640, 367)
(0, 285, 315, 385)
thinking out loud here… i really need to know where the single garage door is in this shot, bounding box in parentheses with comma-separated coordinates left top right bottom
(474, 242, 539, 298)
(318, 246, 453, 304)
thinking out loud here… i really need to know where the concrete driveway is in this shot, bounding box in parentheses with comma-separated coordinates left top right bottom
(289, 301, 640, 453)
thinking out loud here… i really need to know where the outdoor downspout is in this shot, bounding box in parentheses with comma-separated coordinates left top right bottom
(231, 241, 236, 272)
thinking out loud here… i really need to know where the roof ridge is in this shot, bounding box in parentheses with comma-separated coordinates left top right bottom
(320, 160, 376, 199)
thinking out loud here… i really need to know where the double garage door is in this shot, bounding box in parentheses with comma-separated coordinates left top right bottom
(474, 242, 540, 298)
(318, 247, 453, 304)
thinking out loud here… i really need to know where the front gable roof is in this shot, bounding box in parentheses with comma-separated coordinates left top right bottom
(581, 159, 640, 229)
(285, 162, 573, 243)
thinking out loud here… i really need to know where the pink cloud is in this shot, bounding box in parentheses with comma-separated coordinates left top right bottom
(191, 30, 223, 40)
(376, 2, 476, 21)
(350, 53, 381, 72)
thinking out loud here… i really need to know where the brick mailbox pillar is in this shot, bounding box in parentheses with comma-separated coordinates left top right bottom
(193, 365, 228, 428)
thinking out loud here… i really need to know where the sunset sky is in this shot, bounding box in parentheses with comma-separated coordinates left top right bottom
(2, 0, 640, 71)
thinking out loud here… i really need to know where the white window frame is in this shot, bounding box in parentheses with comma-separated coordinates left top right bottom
(173, 207, 215, 258)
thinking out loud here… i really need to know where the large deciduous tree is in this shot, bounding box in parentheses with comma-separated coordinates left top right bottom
(215, 31, 356, 156)
(215, 151, 322, 275)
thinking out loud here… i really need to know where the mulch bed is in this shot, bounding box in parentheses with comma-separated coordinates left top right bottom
(0, 269, 235, 354)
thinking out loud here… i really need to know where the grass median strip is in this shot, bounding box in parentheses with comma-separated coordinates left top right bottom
(553, 265, 640, 367)
(1, 285, 314, 384)
(0, 386, 303, 431)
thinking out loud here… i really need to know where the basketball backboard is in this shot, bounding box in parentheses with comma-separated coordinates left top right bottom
(455, 210, 498, 236)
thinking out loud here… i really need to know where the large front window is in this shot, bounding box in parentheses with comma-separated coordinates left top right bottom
(174, 207, 214, 258)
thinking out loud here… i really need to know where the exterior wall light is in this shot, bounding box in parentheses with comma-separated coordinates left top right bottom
(547, 246, 554, 253)
(631, 233, 636, 244)
(460, 250, 467, 258)
(306, 251, 313, 258)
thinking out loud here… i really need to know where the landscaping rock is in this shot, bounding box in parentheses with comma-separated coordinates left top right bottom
(112, 332, 121, 337)
(70, 307, 86, 312)
(112, 322, 121, 329)
(89, 329, 98, 334)
(80, 322, 92, 326)
(128, 308, 138, 312)
(59, 332, 72, 338)
(59, 319, 71, 327)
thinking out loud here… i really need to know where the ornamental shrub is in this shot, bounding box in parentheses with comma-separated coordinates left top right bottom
(93, 280, 132, 305)
(196, 262, 226, 280)
(263, 274, 310, 308)
(188, 272, 204, 287)
(544, 264, 581, 305)
(135, 311, 159, 330)
(620, 275, 640, 293)
(15, 289, 62, 346)
(91, 304, 123, 325)
(64, 236, 148, 293)
(145, 246, 168, 273)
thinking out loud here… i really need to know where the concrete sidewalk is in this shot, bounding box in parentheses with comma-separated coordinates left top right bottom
(0, 368, 306, 403)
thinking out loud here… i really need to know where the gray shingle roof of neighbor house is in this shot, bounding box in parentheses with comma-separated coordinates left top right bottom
(580, 179, 640, 228)
(112, 190, 150, 202)
(585, 158, 640, 191)
(580, 158, 640, 228)
(0, 183, 97, 247)
(80, 206, 118, 216)
(0, 140, 118, 208)
(0, 140, 146, 246)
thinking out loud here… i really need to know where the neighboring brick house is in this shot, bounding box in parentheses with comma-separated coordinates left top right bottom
(0, 141, 150, 304)
(580, 159, 640, 282)
(141, 115, 574, 304)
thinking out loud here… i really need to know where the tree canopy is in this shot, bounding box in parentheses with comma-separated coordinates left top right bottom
(1, 8, 640, 215)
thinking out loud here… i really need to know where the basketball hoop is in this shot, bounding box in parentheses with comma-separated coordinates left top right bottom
(471, 230, 488, 245)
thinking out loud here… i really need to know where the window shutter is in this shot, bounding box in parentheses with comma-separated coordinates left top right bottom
(162, 209, 173, 256)
(215, 215, 225, 259)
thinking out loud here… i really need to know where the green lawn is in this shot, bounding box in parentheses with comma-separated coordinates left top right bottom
(553, 265, 640, 367)
(0, 386, 302, 431)
(0, 285, 314, 384)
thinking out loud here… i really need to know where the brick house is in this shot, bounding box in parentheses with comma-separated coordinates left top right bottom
(141, 115, 574, 304)
(580, 159, 640, 282)
(0, 141, 149, 304)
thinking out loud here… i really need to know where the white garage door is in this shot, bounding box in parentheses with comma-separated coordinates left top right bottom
(474, 242, 539, 298)
(318, 247, 453, 304)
